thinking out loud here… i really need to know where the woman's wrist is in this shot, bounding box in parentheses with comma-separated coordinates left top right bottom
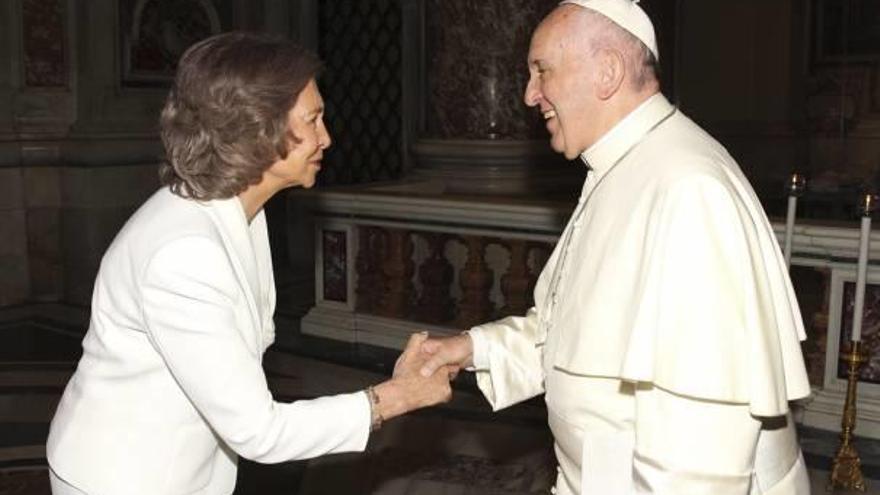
(365, 386, 383, 431)
(371, 380, 409, 423)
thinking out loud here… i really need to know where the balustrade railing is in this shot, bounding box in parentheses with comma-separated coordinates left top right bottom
(302, 182, 561, 346)
(310, 221, 553, 339)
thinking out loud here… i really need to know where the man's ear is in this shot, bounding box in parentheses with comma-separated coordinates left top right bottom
(595, 48, 625, 100)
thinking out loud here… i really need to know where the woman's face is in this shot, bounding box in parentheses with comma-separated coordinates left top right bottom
(266, 78, 331, 189)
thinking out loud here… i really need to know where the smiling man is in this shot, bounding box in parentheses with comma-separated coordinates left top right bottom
(418, 1, 813, 494)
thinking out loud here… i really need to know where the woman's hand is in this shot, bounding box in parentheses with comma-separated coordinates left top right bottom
(372, 333, 453, 422)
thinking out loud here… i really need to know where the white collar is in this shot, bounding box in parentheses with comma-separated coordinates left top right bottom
(579, 93, 675, 182)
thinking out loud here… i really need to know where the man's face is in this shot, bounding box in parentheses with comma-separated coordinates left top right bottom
(523, 10, 599, 160)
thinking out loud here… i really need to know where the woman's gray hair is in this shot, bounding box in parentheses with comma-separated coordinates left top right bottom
(159, 32, 323, 200)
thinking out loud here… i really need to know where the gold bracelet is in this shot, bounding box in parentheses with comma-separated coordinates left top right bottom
(366, 385, 383, 431)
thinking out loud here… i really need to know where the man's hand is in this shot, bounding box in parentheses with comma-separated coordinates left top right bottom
(419, 333, 474, 378)
(392, 331, 429, 378)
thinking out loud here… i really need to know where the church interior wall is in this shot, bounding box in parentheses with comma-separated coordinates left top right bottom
(677, 0, 880, 217)
(0, 0, 878, 358)
(0, 0, 313, 309)
(3, 1, 880, 490)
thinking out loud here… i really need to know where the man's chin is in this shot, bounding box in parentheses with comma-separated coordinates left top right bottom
(563, 149, 581, 160)
(549, 138, 565, 155)
(550, 141, 580, 161)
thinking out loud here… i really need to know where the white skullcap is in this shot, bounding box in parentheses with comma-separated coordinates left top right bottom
(559, 0, 658, 61)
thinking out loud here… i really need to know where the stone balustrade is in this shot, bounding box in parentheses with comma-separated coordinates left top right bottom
(348, 227, 548, 328)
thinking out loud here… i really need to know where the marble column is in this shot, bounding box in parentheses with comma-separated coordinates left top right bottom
(499, 240, 534, 317)
(413, 0, 578, 196)
(376, 229, 415, 318)
(355, 226, 386, 313)
(455, 236, 494, 328)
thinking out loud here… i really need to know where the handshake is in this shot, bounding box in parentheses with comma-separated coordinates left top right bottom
(368, 332, 474, 427)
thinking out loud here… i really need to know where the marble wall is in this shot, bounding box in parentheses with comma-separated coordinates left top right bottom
(21, 0, 68, 88)
(0, 164, 159, 307)
(3, 0, 880, 310)
(23, 166, 62, 303)
(676, 0, 880, 217)
(0, 0, 310, 309)
(424, 0, 556, 140)
(0, 168, 30, 307)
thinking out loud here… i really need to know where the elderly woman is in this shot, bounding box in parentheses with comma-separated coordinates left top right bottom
(46, 32, 451, 495)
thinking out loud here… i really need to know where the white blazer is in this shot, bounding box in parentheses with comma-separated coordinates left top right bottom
(47, 187, 370, 495)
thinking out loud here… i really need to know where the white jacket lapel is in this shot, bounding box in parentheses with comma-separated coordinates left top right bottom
(203, 197, 262, 333)
(250, 209, 276, 350)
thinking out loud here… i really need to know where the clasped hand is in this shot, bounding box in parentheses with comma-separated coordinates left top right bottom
(389, 332, 454, 412)
(376, 332, 472, 421)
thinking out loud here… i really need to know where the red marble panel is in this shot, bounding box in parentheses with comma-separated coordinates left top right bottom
(790, 265, 830, 387)
(322, 229, 348, 303)
(22, 0, 67, 87)
(839, 281, 880, 383)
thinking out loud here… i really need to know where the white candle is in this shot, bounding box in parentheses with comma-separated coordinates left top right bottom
(852, 209, 872, 342)
(784, 195, 797, 267)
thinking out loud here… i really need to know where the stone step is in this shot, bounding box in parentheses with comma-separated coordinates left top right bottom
(0, 393, 60, 424)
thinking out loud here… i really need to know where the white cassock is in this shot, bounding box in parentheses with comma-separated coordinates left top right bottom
(468, 94, 812, 495)
(47, 188, 371, 495)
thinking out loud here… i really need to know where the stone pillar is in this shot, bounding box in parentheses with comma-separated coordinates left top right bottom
(414, 0, 578, 196)
(355, 226, 386, 313)
(415, 232, 454, 323)
(455, 235, 494, 328)
(499, 240, 534, 317)
(376, 228, 415, 318)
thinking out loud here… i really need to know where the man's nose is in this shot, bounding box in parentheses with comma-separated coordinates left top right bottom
(523, 77, 541, 108)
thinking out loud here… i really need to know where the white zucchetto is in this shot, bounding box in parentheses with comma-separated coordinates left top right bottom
(560, 0, 658, 60)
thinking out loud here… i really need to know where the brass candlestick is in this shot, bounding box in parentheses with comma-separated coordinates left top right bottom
(828, 341, 868, 492)
(829, 194, 875, 492)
